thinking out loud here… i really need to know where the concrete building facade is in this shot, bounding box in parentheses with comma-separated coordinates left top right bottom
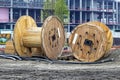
(0, 0, 120, 35)
(66, 0, 119, 32)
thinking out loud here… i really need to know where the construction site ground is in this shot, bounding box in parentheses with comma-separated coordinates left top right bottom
(0, 49, 120, 80)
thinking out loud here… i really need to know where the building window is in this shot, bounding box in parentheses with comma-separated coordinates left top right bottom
(70, 25, 76, 32)
(29, 9, 34, 18)
(21, 9, 26, 15)
(36, 10, 41, 22)
(0, 24, 4, 29)
(109, 25, 113, 30)
(6, 25, 10, 29)
(13, 9, 20, 22)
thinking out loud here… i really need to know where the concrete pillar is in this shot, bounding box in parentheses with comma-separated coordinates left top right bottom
(68, 0, 70, 25)
(80, 0, 82, 9)
(34, 10, 36, 21)
(116, 2, 118, 25)
(85, 0, 86, 10)
(113, 1, 115, 24)
(67, 0, 70, 32)
(91, 0, 94, 9)
(26, 2, 29, 16)
(68, 0, 70, 9)
(91, 0, 94, 21)
(84, 13, 86, 22)
(80, 0, 82, 23)
(41, 10, 43, 22)
(91, 12, 94, 21)
(10, 8, 13, 23)
(10, 0, 13, 30)
(113, 1, 116, 31)
(20, 9, 22, 16)
(102, 0, 105, 23)
(106, 2, 108, 24)
(107, 1, 108, 11)
(73, 12, 75, 23)
(10, 0, 13, 8)
(68, 24, 70, 32)
(80, 12, 82, 23)
(102, 0, 105, 10)
(26, 9, 28, 15)
(10, 0, 13, 22)
(73, 0, 75, 9)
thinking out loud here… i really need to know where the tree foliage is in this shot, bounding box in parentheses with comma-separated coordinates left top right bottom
(42, 0, 69, 24)
(55, 0, 69, 24)
(42, 0, 55, 21)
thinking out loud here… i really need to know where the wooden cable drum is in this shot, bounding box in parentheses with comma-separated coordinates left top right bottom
(13, 15, 65, 59)
(69, 21, 113, 62)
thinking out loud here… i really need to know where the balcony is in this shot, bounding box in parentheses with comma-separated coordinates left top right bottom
(13, 1, 43, 8)
(13, 2, 27, 8)
(0, 0, 11, 7)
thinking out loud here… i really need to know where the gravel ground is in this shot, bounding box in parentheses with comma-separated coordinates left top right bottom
(0, 49, 120, 80)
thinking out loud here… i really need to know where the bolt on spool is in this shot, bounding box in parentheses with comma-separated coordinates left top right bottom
(13, 16, 65, 59)
(69, 21, 113, 62)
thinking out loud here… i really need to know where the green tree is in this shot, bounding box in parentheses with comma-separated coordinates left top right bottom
(54, 0, 69, 46)
(55, 0, 69, 24)
(42, 0, 55, 21)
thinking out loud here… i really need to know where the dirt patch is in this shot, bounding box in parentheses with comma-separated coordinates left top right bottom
(0, 68, 120, 80)
(0, 49, 120, 80)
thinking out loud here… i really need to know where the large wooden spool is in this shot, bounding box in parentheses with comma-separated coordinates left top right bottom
(13, 16, 65, 59)
(69, 21, 113, 62)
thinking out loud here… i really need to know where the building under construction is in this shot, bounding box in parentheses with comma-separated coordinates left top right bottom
(0, 0, 120, 37)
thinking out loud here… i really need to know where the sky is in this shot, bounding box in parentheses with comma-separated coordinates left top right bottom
(23, 0, 28, 3)
(115, 0, 120, 2)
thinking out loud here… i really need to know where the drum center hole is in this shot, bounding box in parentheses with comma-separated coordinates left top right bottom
(52, 34, 56, 42)
(84, 39, 93, 46)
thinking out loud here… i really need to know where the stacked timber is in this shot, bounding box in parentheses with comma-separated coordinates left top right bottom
(5, 40, 16, 55)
